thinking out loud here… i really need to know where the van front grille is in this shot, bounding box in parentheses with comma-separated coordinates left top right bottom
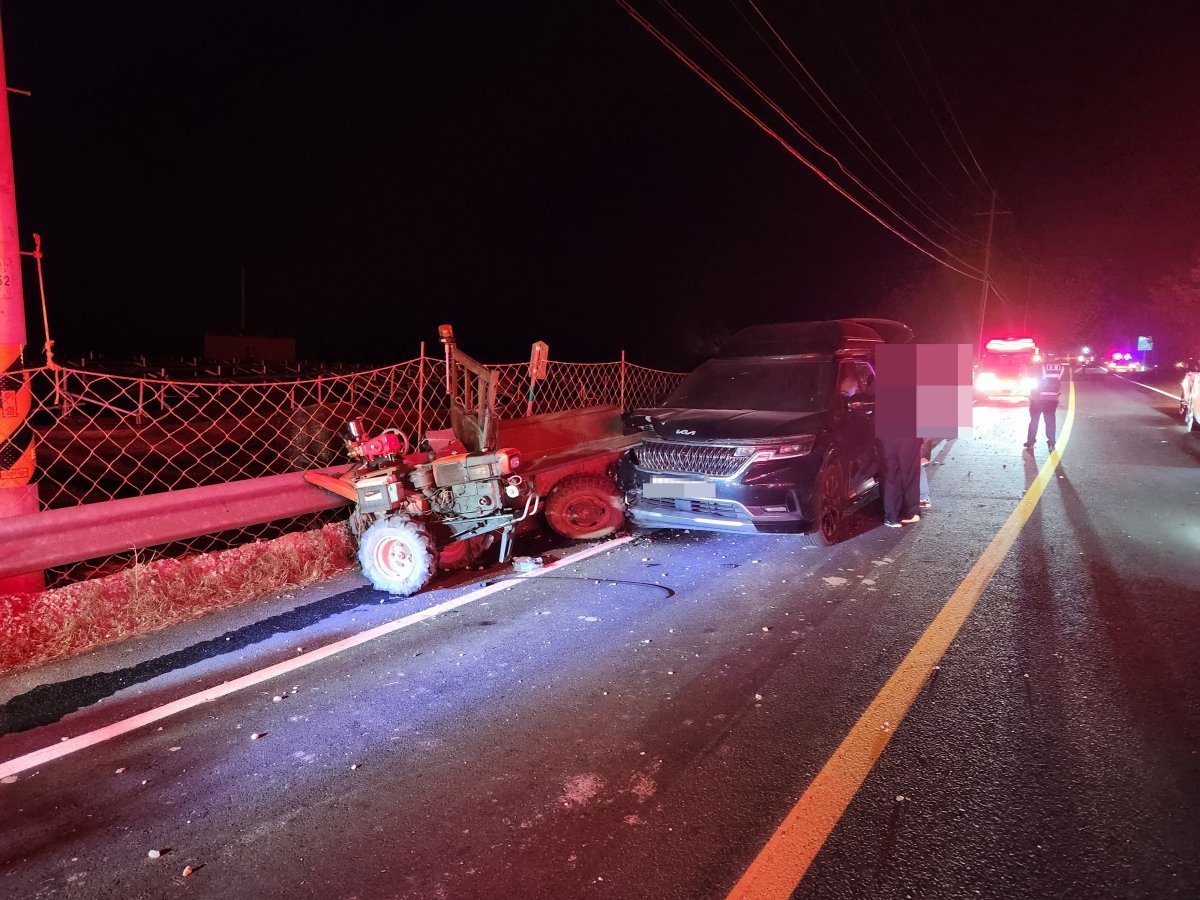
(634, 441, 743, 477)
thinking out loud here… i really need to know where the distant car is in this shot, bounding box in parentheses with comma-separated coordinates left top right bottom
(1106, 353, 1140, 373)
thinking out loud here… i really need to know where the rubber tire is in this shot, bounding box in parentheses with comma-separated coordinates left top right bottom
(357, 515, 438, 596)
(799, 458, 847, 548)
(437, 534, 495, 572)
(544, 473, 626, 540)
(1187, 401, 1197, 433)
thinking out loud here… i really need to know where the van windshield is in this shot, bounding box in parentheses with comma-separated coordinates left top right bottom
(665, 358, 830, 413)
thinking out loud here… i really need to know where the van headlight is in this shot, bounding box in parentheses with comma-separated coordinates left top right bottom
(735, 435, 816, 463)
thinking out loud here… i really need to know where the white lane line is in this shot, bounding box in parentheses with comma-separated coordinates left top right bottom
(0, 536, 633, 780)
(1115, 374, 1181, 400)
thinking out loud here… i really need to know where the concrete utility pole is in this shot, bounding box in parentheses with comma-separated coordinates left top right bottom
(0, 13, 40, 593)
(973, 191, 1010, 357)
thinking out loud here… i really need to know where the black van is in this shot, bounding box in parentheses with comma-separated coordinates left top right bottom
(617, 318, 912, 545)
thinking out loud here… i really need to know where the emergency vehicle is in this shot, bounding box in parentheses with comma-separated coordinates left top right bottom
(974, 337, 1039, 401)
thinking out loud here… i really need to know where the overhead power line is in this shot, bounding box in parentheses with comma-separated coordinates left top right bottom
(901, 3, 995, 196)
(877, 0, 991, 200)
(806, 0, 979, 216)
(617, 0, 984, 280)
(736, 0, 981, 248)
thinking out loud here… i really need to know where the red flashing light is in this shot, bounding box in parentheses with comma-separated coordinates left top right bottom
(985, 337, 1037, 353)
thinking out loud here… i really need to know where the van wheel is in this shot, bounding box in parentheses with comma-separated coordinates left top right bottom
(1187, 402, 1198, 432)
(801, 459, 846, 547)
(545, 474, 626, 540)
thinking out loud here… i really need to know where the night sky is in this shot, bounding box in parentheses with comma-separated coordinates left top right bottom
(4, 1, 1199, 368)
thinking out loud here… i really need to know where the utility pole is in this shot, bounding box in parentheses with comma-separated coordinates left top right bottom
(1022, 264, 1033, 333)
(974, 190, 1010, 357)
(0, 12, 41, 592)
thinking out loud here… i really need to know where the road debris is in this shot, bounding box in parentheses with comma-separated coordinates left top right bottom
(181, 865, 195, 877)
(147, 850, 161, 859)
(512, 556, 544, 573)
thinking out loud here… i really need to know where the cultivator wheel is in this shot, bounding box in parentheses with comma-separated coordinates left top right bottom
(357, 515, 438, 596)
(544, 473, 625, 540)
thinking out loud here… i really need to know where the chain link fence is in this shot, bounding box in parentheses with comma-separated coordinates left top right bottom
(15, 353, 684, 586)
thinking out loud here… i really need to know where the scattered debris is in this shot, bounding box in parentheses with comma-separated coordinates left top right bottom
(181, 865, 195, 877)
(822, 576, 849, 587)
(250, 732, 265, 740)
(1, 775, 17, 784)
(559, 774, 606, 809)
(168, 746, 181, 752)
(512, 556, 544, 573)
(115, 767, 127, 774)
(147, 850, 161, 859)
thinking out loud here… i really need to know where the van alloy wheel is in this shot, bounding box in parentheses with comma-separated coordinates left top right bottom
(818, 462, 844, 543)
(800, 458, 846, 548)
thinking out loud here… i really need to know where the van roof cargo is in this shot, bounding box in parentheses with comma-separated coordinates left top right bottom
(716, 318, 913, 358)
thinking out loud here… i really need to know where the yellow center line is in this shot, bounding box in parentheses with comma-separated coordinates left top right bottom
(728, 379, 1076, 900)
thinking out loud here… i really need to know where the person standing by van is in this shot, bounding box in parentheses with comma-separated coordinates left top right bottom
(1025, 360, 1065, 453)
(881, 435, 923, 527)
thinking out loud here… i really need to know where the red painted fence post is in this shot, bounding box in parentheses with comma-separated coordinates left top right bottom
(0, 14, 42, 593)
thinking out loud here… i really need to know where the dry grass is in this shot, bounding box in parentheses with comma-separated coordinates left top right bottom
(0, 523, 357, 674)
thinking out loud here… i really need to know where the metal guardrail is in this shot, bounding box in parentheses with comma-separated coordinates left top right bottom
(0, 466, 352, 579)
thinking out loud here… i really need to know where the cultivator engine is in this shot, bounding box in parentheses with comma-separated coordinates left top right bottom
(305, 326, 539, 595)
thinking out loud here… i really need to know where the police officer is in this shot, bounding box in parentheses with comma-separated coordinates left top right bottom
(1024, 359, 1065, 453)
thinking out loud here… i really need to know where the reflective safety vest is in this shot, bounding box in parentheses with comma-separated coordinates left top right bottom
(1036, 362, 1064, 397)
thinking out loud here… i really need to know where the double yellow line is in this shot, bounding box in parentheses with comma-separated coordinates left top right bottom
(729, 380, 1076, 899)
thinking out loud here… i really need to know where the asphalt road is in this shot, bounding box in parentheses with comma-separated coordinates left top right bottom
(1, 372, 1197, 899)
